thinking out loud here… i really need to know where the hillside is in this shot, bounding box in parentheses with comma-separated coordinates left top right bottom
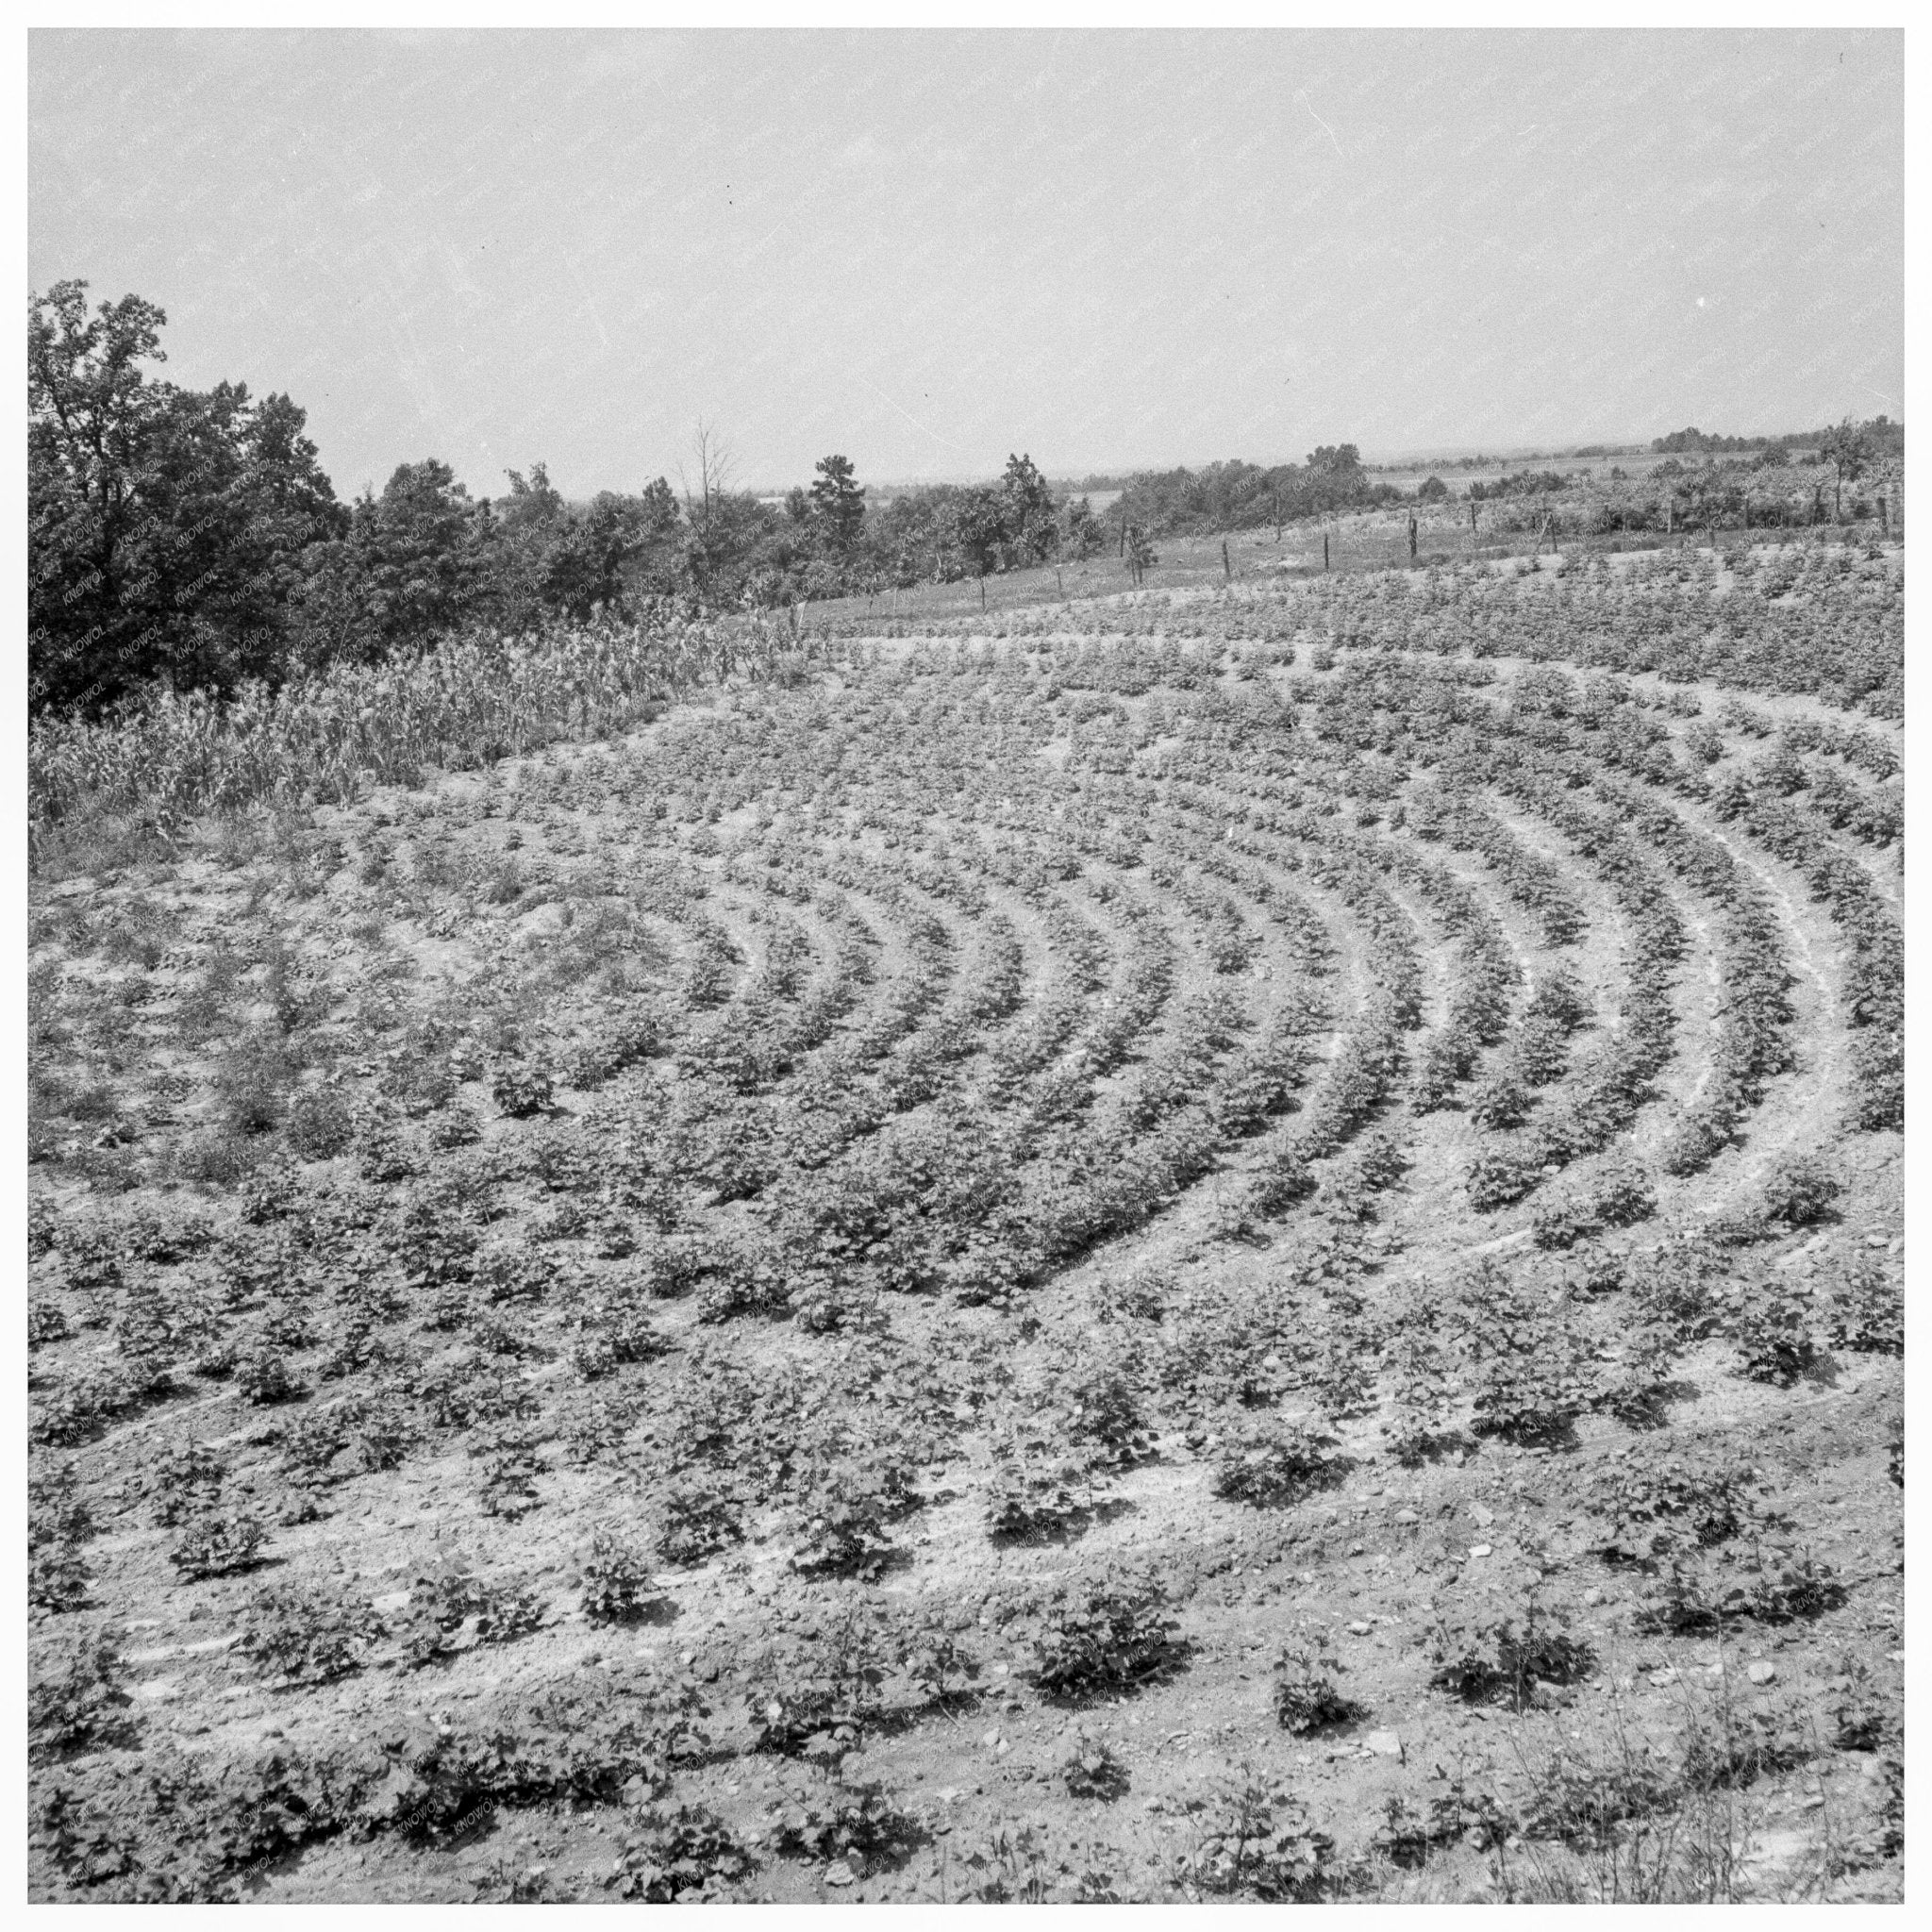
(28, 534, 1904, 1903)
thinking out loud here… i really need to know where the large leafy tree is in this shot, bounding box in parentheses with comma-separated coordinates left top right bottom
(1817, 418, 1872, 522)
(29, 279, 343, 710)
(999, 452, 1058, 565)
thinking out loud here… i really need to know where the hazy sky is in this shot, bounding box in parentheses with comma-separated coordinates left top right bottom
(30, 28, 1904, 498)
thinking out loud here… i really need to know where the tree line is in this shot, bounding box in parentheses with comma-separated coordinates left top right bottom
(28, 282, 1111, 716)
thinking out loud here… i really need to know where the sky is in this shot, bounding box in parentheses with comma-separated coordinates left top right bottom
(29, 28, 1905, 500)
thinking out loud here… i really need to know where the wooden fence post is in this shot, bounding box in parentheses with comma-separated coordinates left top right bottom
(1222, 539, 1232, 582)
(1408, 513, 1418, 561)
(1323, 532, 1330, 571)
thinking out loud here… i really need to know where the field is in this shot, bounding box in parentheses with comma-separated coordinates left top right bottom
(27, 533, 1904, 1902)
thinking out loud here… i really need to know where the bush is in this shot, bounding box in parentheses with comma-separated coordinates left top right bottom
(472, 1425, 547, 1520)
(238, 1582, 384, 1684)
(29, 1462, 94, 1612)
(234, 1344, 302, 1406)
(393, 1555, 546, 1667)
(1827, 1251, 1902, 1356)
(789, 1468, 899, 1582)
(168, 1507, 267, 1579)
(1060, 1729, 1131, 1800)
(608, 1805, 758, 1902)
(1591, 1453, 1779, 1565)
(1018, 1571, 1187, 1700)
(1178, 1771, 1354, 1901)
(1635, 1549, 1846, 1634)
(491, 1060, 555, 1119)
(1213, 1422, 1341, 1507)
(1272, 1641, 1367, 1735)
(579, 1527, 664, 1625)
(1757, 1152, 1840, 1227)
(1428, 1593, 1596, 1712)
(653, 1475, 741, 1568)
(769, 1778, 926, 1876)
(985, 1455, 1089, 1543)
(285, 1086, 354, 1160)
(30, 1626, 133, 1758)
(744, 1612, 889, 1760)
(149, 1439, 226, 1525)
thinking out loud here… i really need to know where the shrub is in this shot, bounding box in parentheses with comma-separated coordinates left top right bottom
(1591, 1453, 1780, 1564)
(357, 1121, 425, 1184)
(1060, 1729, 1131, 1800)
(1372, 1773, 1511, 1868)
(1272, 1641, 1367, 1735)
(608, 1805, 758, 1902)
(1213, 1422, 1341, 1507)
(1827, 1251, 1903, 1356)
(579, 1528, 664, 1625)
(426, 1103, 484, 1151)
(655, 1485, 745, 1568)
(744, 1612, 889, 1760)
(1728, 1283, 1818, 1385)
(393, 1555, 546, 1667)
(168, 1507, 267, 1579)
(32, 1366, 136, 1448)
(286, 1086, 355, 1160)
(29, 1461, 95, 1611)
(1757, 1152, 1840, 1227)
(985, 1455, 1089, 1543)
(1515, 1744, 1680, 1851)
(149, 1440, 226, 1525)
(1428, 1593, 1596, 1712)
(234, 1344, 302, 1406)
(29, 1626, 133, 1759)
(238, 1582, 384, 1685)
(789, 1470, 898, 1582)
(473, 1426, 547, 1520)
(769, 1778, 927, 1876)
(1018, 1571, 1187, 1701)
(1635, 1549, 1846, 1634)
(1179, 1771, 1353, 1901)
(490, 1060, 555, 1119)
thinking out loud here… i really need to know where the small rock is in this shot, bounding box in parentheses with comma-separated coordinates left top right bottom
(1347, 1621, 1373, 1636)
(1470, 1544, 1491, 1560)
(1582, 1588, 1603, 1607)
(1395, 1509, 1419, 1524)
(824, 1860, 856, 1887)
(1747, 1661, 1777, 1686)
(1648, 1668, 1678, 1687)
(1470, 1504, 1496, 1527)
(1364, 1730, 1404, 1760)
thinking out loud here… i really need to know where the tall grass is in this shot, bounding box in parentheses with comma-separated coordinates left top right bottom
(27, 615, 786, 851)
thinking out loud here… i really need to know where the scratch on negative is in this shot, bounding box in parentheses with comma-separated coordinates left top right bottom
(1296, 89, 1344, 158)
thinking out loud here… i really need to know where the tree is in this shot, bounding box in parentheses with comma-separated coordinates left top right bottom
(808, 454, 866, 551)
(680, 418, 735, 518)
(1417, 475, 1448, 503)
(1057, 494, 1105, 560)
(943, 486, 1008, 579)
(999, 452, 1058, 566)
(1817, 417, 1872, 523)
(29, 279, 343, 709)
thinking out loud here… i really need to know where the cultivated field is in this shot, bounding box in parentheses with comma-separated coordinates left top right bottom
(27, 535, 1903, 1902)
